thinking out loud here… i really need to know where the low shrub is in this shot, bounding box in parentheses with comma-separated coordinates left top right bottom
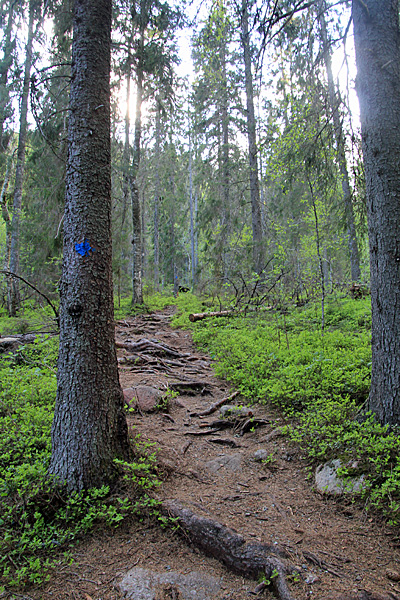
(0, 336, 165, 592)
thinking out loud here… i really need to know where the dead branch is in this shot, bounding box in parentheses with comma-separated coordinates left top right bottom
(162, 500, 297, 600)
(0, 270, 59, 323)
(190, 391, 240, 417)
(189, 306, 273, 322)
(189, 310, 237, 322)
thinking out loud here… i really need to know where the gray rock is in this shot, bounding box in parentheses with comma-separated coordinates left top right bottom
(220, 405, 252, 418)
(254, 449, 270, 462)
(123, 386, 163, 412)
(204, 453, 242, 473)
(315, 459, 365, 495)
(119, 567, 221, 600)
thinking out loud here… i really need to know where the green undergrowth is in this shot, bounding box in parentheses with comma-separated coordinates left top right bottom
(1, 290, 399, 592)
(0, 336, 166, 592)
(0, 303, 57, 336)
(169, 294, 400, 526)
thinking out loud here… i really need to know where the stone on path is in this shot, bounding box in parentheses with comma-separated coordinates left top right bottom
(253, 449, 270, 462)
(123, 386, 163, 412)
(119, 567, 221, 600)
(219, 405, 253, 418)
(204, 453, 242, 473)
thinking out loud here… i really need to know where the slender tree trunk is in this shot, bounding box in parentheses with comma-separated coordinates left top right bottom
(141, 187, 146, 278)
(317, 1, 361, 282)
(131, 63, 143, 305)
(194, 189, 198, 273)
(188, 124, 195, 286)
(308, 180, 325, 333)
(154, 99, 161, 290)
(49, 0, 130, 491)
(1, 151, 13, 297)
(121, 62, 131, 235)
(8, 0, 35, 316)
(118, 61, 131, 301)
(0, 0, 15, 152)
(220, 41, 230, 280)
(169, 173, 179, 296)
(240, 0, 264, 275)
(352, 0, 400, 425)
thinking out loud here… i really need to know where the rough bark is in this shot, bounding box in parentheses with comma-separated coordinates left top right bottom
(131, 59, 143, 305)
(352, 0, 400, 424)
(317, 1, 361, 281)
(49, 0, 130, 491)
(8, 0, 35, 316)
(240, 0, 264, 275)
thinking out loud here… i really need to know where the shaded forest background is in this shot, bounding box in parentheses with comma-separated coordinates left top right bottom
(0, 0, 367, 312)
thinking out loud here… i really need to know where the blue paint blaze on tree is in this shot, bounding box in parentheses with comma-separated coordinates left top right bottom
(75, 240, 95, 256)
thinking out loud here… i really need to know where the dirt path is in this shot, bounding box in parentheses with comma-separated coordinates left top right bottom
(28, 308, 400, 600)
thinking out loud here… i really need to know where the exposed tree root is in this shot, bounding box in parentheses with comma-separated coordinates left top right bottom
(325, 593, 400, 600)
(162, 500, 297, 600)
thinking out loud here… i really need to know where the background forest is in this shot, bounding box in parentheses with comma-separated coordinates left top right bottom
(0, 0, 366, 309)
(3, 0, 400, 595)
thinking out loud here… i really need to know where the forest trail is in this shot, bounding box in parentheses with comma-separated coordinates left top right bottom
(31, 308, 400, 600)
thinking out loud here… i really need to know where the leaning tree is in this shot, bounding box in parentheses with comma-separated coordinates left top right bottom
(49, 0, 131, 491)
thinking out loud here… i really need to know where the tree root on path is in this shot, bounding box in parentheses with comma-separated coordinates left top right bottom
(162, 500, 298, 600)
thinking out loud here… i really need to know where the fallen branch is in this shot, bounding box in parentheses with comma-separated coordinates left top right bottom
(162, 500, 297, 600)
(189, 310, 236, 322)
(190, 391, 240, 417)
(189, 305, 273, 322)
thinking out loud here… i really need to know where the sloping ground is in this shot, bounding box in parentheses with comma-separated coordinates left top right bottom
(27, 308, 400, 600)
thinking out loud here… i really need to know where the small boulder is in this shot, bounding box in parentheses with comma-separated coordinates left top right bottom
(254, 449, 270, 462)
(123, 386, 163, 412)
(119, 567, 221, 600)
(205, 453, 242, 473)
(220, 404, 253, 418)
(315, 459, 365, 495)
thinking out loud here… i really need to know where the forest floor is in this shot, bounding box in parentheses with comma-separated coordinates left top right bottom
(25, 307, 400, 600)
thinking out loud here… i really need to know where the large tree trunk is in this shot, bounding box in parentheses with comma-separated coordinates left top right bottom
(352, 0, 400, 425)
(8, 0, 35, 316)
(317, 1, 361, 282)
(49, 0, 130, 491)
(131, 62, 143, 305)
(240, 0, 264, 275)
